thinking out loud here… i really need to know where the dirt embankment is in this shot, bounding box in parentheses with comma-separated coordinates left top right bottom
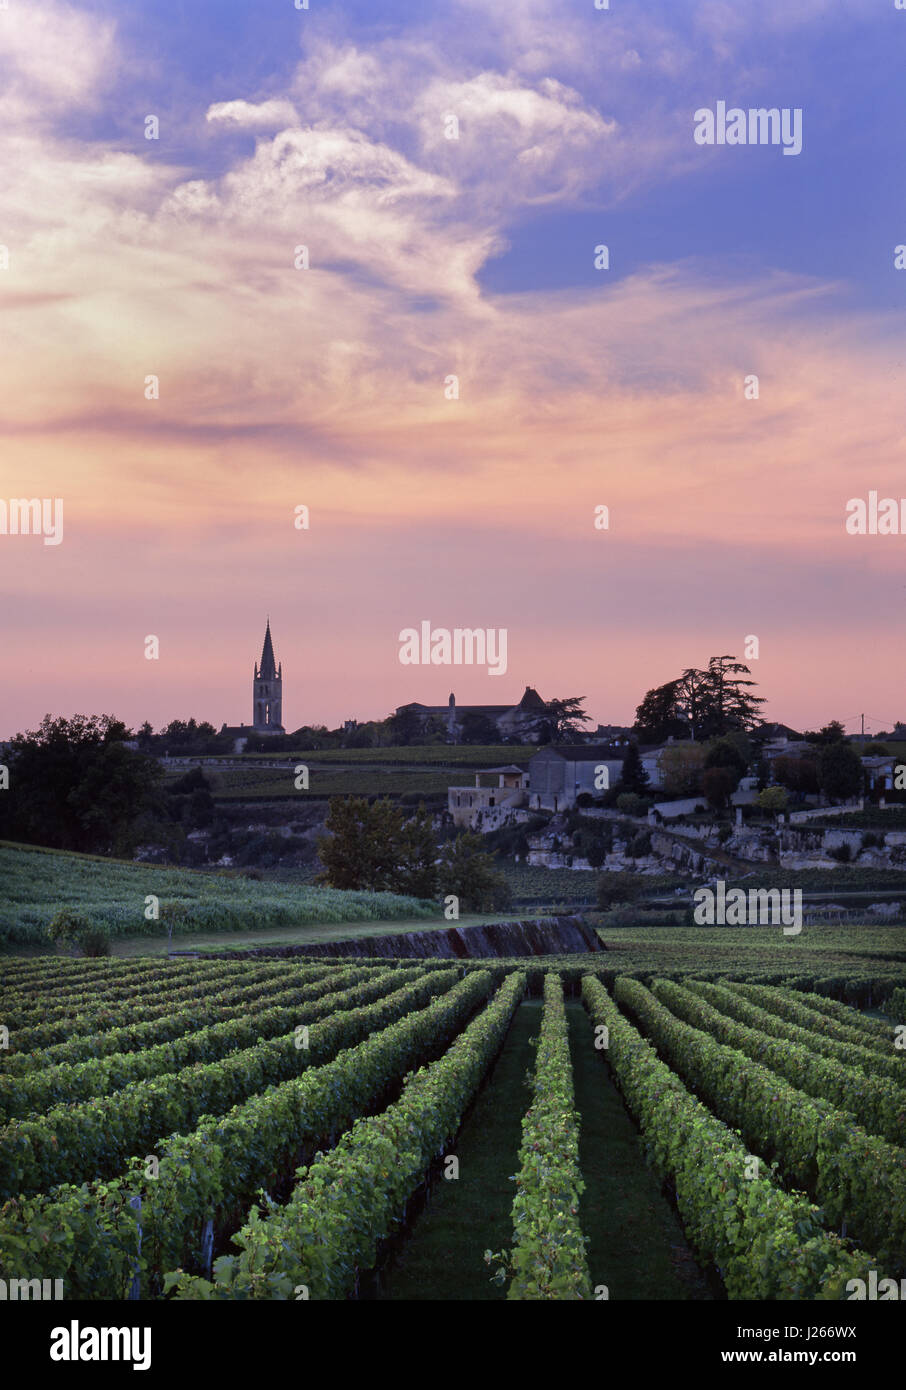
(182, 915, 604, 960)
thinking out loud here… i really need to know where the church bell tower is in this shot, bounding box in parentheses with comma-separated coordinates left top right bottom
(253, 619, 284, 733)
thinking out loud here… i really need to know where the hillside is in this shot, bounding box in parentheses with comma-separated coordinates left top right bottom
(0, 841, 438, 949)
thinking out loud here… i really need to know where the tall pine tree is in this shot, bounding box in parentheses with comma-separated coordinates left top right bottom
(617, 742, 650, 794)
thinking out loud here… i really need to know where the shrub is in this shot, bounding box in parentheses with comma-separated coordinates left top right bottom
(828, 843, 852, 863)
(628, 830, 652, 858)
(702, 766, 735, 810)
(616, 792, 645, 817)
(596, 872, 646, 909)
(437, 832, 512, 912)
(45, 910, 109, 956)
(757, 786, 789, 816)
(79, 928, 112, 957)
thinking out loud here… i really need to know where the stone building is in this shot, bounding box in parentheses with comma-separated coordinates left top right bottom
(528, 744, 624, 812)
(447, 765, 529, 826)
(396, 687, 547, 744)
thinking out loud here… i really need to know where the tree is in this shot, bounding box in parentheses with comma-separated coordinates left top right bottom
(701, 656, 766, 736)
(596, 872, 646, 909)
(703, 735, 748, 791)
(617, 742, 650, 794)
(632, 680, 688, 743)
(702, 766, 735, 810)
(674, 667, 715, 739)
(317, 797, 437, 897)
(634, 657, 765, 743)
(586, 841, 607, 869)
(527, 697, 590, 742)
(436, 833, 511, 911)
(772, 755, 819, 796)
(659, 743, 706, 797)
(757, 785, 789, 816)
(385, 707, 425, 746)
(804, 721, 847, 746)
(344, 726, 375, 749)
(394, 805, 441, 899)
(386, 709, 447, 746)
(2, 714, 161, 855)
(819, 742, 863, 802)
(459, 712, 499, 745)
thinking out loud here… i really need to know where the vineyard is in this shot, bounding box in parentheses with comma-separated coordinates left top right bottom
(1, 951, 904, 1301)
(0, 843, 438, 946)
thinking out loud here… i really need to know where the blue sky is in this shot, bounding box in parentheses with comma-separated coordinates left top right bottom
(75, 0, 906, 308)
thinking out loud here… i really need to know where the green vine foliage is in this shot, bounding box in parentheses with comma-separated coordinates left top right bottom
(614, 976, 906, 1275)
(582, 976, 876, 1299)
(0, 969, 495, 1297)
(0, 967, 437, 1196)
(682, 980, 905, 1086)
(0, 967, 415, 1122)
(1, 962, 343, 1074)
(165, 972, 527, 1300)
(651, 978, 906, 1148)
(506, 974, 593, 1300)
(726, 980, 899, 1058)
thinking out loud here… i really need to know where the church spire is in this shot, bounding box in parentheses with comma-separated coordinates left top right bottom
(252, 618, 284, 732)
(258, 618, 277, 681)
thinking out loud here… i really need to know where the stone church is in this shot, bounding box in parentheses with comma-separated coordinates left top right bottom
(220, 619, 285, 748)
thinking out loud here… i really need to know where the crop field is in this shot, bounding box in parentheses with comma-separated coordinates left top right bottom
(194, 766, 453, 799)
(1, 950, 904, 1301)
(0, 843, 437, 947)
(249, 745, 522, 766)
(167, 746, 526, 801)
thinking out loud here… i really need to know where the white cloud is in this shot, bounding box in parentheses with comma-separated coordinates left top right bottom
(206, 99, 299, 131)
(0, 0, 117, 124)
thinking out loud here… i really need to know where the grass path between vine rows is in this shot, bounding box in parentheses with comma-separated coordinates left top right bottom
(566, 1001, 713, 1300)
(378, 995, 713, 1301)
(378, 999, 542, 1301)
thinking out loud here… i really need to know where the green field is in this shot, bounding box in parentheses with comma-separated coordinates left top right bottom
(197, 766, 452, 799)
(162, 745, 529, 800)
(0, 842, 437, 948)
(247, 745, 523, 765)
(594, 922, 906, 993)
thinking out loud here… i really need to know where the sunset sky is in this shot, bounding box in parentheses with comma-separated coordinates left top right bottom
(2, 0, 905, 740)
